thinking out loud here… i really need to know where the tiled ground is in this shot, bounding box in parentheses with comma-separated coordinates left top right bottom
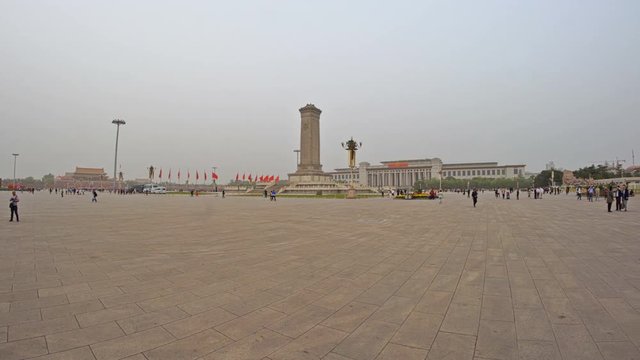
(0, 191, 639, 360)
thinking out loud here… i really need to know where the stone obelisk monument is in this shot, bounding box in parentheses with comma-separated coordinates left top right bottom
(289, 104, 333, 183)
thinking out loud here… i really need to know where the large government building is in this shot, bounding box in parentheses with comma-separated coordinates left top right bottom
(328, 158, 526, 189)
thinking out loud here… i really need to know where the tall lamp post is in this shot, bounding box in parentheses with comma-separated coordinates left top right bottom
(112, 119, 126, 191)
(12, 153, 19, 189)
(293, 149, 300, 167)
(341, 137, 362, 199)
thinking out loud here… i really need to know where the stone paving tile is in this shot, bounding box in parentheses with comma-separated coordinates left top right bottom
(46, 321, 125, 353)
(178, 292, 240, 315)
(41, 299, 104, 320)
(481, 295, 513, 322)
(66, 287, 124, 304)
(332, 319, 399, 360)
(597, 341, 640, 360)
(136, 291, 201, 313)
(0, 309, 41, 327)
(475, 319, 517, 360)
(375, 343, 429, 360)
(369, 295, 418, 324)
(414, 291, 453, 315)
(313, 286, 365, 311)
(391, 311, 442, 349)
(8, 316, 78, 341)
(543, 298, 583, 325)
(220, 291, 283, 316)
(517, 340, 562, 360)
(440, 302, 481, 336)
(117, 306, 190, 335)
(216, 307, 287, 341)
(426, 331, 476, 360)
(9, 294, 69, 313)
(0, 337, 48, 360)
(269, 325, 348, 360)
(514, 308, 555, 342)
(38, 283, 91, 298)
(552, 324, 604, 360)
(1, 326, 7, 343)
(144, 328, 232, 360)
(321, 301, 378, 333)
(90, 326, 176, 360)
(163, 307, 237, 339)
(30, 346, 96, 360)
(266, 304, 334, 338)
(268, 289, 324, 315)
(201, 328, 291, 360)
(76, 303, 144, 328)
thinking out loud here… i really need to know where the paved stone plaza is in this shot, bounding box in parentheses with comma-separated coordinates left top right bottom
(1, 192, 639, 360)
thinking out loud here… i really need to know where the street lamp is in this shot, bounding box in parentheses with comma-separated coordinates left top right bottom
(293, 149, 300, 167)
(341, 138, 362, 199)
(112, 119, 126, 191)
(12, 153, 19, 189)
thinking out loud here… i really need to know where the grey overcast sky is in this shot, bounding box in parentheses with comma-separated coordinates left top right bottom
(1, 0, 639, 181)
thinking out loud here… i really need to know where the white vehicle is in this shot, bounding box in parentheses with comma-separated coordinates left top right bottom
(143, 184, 167, 194)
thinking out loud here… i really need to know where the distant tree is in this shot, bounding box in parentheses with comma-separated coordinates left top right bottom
(414, 176, 532, 191)
(534, 170, 563, 188)
(42, 173, 54, 185)
(573, 165, 625, 180)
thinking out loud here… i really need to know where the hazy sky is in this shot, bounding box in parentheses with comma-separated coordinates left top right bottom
(1, 0, 638, 181)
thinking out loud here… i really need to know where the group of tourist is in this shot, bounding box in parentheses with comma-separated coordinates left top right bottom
(605, 184, 631, 212)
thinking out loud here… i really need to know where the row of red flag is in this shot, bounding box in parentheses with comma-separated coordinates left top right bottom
(157, 169, 218, 181)
(235, 174, 280, 183)
(154, 169, 280, 183)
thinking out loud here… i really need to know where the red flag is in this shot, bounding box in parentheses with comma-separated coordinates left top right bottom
(196, 171, 199, 180)
(204, 171, 207, 181)
(248, 174, 253, 182)
(158, 168, 162, 179)
(168, 169, 172, 180)
(235, 173, 239, 181)
(275, 175, 279, 182)
(242, 173, 246, 180)
(269, 175, 275, 182)
(212, 172, 218, 180)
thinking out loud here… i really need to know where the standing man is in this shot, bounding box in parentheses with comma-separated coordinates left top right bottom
(9, 191, 19, 222)
(606, 186, 614, 212)
(623, 184, 629, 211)
(615, 185, 622, 211)
(92, 190, 98, 203)
(472, 188, 478, 208)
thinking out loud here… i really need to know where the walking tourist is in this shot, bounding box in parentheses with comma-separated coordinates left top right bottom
(270, 190, 277, 201)
(615, 186, 622, 211)
(472, 189, 478, 207)
(9, 191, 19, 222)
(606, 186, 614, 212)
(92, 190, 98, 203)
(623, 185, 629, 211)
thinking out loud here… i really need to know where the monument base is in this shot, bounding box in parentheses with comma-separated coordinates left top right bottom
(346, 187, 357, 199)
(287, 172, 334, 184)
